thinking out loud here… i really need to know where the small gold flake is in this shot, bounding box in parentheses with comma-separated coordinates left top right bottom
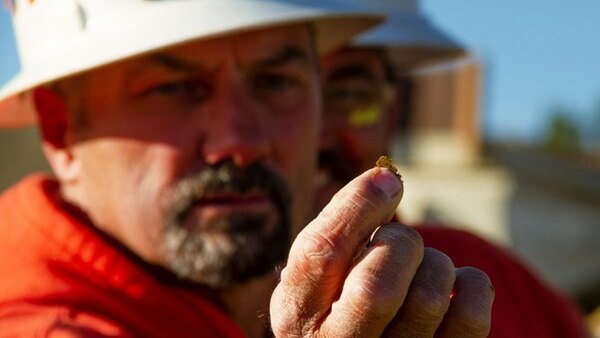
(375, 155, 401, 178)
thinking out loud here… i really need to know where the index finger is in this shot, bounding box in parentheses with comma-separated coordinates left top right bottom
(296, 167, 403, 274)
(271, 167, 403, 333)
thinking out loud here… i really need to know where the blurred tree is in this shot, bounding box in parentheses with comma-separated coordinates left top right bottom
(594, 96, 600, 143)
(542, 107, 581, 155)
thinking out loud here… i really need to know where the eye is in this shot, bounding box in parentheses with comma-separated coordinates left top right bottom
(253, 73, 298, 93)
(148, 79, 211, 102)
(324, 83, 385, 110)
(324, 86, 366, 109)
(324, 87, 355, 102)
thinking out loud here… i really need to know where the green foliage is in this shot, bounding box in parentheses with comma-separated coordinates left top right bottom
(543, 108, 581, 155)
(594, 95, 600, 141)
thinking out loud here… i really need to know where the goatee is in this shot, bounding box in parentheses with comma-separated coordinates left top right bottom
(163, 160, 291, 288)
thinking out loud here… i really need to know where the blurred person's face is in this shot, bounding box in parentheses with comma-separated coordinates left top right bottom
(41, 24, 320, 288)
(315, 48, 398, 215)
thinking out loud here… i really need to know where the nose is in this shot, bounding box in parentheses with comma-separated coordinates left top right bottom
(202, 83, 272, 167)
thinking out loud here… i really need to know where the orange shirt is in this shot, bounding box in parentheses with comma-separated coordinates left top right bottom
(0, 175, 246, 337)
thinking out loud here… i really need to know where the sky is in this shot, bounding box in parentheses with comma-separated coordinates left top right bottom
(421, 0, 600, 143)
(0, 7, 18, 89)
(2, 2, 600, 143)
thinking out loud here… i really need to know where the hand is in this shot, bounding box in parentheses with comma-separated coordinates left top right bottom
(270, 167, 494, 337)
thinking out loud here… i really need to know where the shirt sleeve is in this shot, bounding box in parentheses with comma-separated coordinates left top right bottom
(0, 302, 136, 338)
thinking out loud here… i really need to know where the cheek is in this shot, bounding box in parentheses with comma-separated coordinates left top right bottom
(82, 139, 180, 185)
(271, 100, 319, 175)
(269, 103, 319, 234)
(117, 143, 198, 262)
(117, 144, 186, 227)
(76, 140, 183, 254)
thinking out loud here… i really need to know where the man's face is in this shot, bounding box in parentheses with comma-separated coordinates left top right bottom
(64, 24, 320, 288)
(315, 48, 396, 215)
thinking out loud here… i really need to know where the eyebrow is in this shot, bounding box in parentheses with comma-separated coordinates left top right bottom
(148, 53, 201, 73)
(253, 46, 311, 69)
(147, 46, 310, 73)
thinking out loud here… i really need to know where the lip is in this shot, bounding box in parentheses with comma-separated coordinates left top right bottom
(192, 192, 274, 213)
(180, 192, 277, 233)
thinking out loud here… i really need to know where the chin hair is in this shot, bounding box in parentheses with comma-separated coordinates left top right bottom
(165, 214, 290, 288)
(161, 160, 292, 288)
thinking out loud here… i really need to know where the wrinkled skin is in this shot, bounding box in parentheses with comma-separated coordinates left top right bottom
(271, 48, 494, 337)
(315, 48, 398, 216)
(37, 24, 320, 337)
(35, 25, 494, 337)
(272, 168, 495, 337)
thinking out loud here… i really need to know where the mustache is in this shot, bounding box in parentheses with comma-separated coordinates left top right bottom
(163, 159, 292, 287)
(166, 160, 291, 224)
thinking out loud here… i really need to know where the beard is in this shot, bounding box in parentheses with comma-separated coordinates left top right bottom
(162, 160, 291, 289)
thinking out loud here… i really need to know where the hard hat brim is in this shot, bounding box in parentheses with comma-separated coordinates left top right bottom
(353, 11, 465, 72)
(0, 0, 383, 126)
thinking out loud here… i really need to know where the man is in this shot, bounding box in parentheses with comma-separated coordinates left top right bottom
(0, 0, 495, 337)
(0, 93, 35, 127)
(317, 0, 590, 337)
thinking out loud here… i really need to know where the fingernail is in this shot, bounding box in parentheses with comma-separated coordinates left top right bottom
(372, 168, 402, 198)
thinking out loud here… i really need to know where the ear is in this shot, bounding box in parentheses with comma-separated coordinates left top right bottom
(32, 86, 80, 182)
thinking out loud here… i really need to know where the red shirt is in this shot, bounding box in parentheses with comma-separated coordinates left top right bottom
(0, 175, 589, 337)
(416, 225, 589, 338)
(0, 175, 246, 337)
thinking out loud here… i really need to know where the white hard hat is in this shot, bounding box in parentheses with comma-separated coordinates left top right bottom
(0, 0, 383, 126)
(343, 0, 465, 72)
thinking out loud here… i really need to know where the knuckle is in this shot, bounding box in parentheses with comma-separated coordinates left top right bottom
(422, 248, 456, 280)
(403, 251, 455, 323)
(367, 225, 425, 289)
(449, 303, 491, 336)
(411, 288, 452, 323)
(343, 226, 427, 322)
(346, 282, 400, 324)
(451, 267, 494, 335)
(457, 266, 495, 298)
(293, 229, 344, 279)
(371, 223, 424, 258)
(453, 313, 492, 337)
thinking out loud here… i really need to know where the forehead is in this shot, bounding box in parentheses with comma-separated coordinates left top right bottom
(58, 24, 316, 90)
(321, 48, 386, 81)
(117, 23, 316, 73)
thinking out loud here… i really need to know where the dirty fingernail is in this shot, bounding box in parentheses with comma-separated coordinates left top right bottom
(372, 169, 402, 198)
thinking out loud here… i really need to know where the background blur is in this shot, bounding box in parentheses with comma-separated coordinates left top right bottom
(1, 0, 600, 334)
(397, 1, 600, 333)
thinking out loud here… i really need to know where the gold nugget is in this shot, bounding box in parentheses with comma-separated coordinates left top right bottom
(375, 155, 401, 178)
